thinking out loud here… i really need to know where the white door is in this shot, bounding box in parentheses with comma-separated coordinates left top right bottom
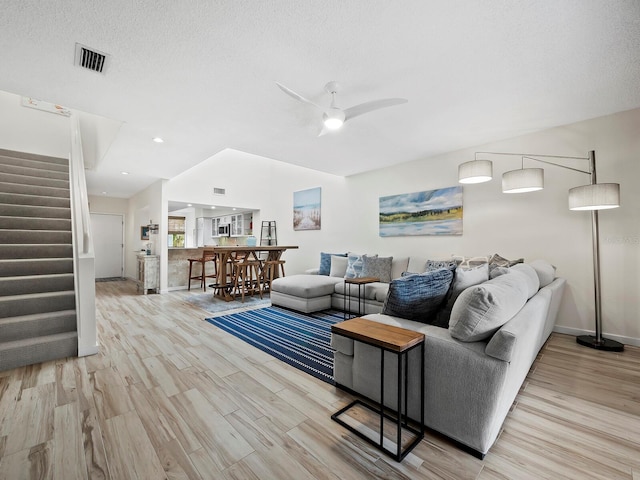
(90, 213, 124, 279)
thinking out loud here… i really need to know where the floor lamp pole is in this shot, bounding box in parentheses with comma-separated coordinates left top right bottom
(576, 151, 624, 352)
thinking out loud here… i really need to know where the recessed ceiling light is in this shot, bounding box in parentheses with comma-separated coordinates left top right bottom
(121, 171, 129, 175)
(232, 208, 237, 211)
(210, 206, 216, 209)
(101, 191, 108, 195)
(152, 137, 164, 143)
(187, 203, 192, 207)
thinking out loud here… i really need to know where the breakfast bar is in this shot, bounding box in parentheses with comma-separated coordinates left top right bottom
(208, 245, 298, 301)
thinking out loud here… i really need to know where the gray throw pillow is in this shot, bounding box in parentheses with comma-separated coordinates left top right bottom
(449, 272, 529, 342)
(434, 263, 490, 327)
(361, 255, 393, 283)
(382, 268, 454, 323)
(489, 253, 524, 271)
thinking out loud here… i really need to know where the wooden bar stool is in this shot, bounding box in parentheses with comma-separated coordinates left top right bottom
(261, 259, 285, 292)
(187, 256, 206, 291)
(232, 253, 263, 302)
(188, 250, 217, 292)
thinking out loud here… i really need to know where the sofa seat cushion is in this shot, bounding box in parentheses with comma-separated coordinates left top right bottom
(271, 274, 341, 298)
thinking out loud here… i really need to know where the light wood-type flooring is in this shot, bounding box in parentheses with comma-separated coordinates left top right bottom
(0, 279, 638, 479)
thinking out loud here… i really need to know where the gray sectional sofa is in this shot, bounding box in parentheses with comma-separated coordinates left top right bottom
(271, 253, 566, 457)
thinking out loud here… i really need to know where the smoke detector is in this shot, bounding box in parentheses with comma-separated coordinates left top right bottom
(74, 43, 110, 74)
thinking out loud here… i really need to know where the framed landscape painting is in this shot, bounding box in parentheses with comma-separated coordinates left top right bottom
(293, 187, 321, 231)
(379, 186, 463, 236)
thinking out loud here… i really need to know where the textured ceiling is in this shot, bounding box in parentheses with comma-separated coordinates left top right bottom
(1, 1, 639, 198)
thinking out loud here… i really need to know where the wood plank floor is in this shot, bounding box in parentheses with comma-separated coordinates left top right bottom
(0, 279, 638, 479)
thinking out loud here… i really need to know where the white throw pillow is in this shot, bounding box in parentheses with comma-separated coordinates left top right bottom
(329, 255, 349, 277)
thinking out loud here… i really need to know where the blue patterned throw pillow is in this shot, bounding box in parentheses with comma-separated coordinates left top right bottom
(382, 268, 454, 324)
(425, 259, 458, 272)
(319, 252, 347, 276)
(345, 253, 376, 278)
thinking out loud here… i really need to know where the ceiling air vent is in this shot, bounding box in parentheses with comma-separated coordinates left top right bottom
(74, 43, 109, 74)
(213, 187, 226, 196)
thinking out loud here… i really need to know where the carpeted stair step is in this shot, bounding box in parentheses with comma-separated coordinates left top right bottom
(0, 149, 68, 168)
(0, 156, 69, 173)
(0, 258, 73, 277)
(0, 163, 69, 181)
(0, 229, 72, 244)
(0, 215, 71, 231)
(0, 181, 70, 199)
(0, 290, 76, 319)
(0, 310, 76, 343)
(0, 273, 75, 297)
(0, 203, 71, 219)
(0, 331, 78, 372)
(0, 192, 70, 208)
(0, 172, 69, 189)
(0, 244, 73, 259)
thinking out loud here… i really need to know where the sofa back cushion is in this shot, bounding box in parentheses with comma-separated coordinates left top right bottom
(509, 263, 540, 298)
(390, 257, 409, 280)
(529, 259, 556, 287)
(382, 268, 454, 323)
(449, 271, 529, 342)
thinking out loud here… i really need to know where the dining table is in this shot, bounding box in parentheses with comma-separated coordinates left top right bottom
(206, 245, 298, 301)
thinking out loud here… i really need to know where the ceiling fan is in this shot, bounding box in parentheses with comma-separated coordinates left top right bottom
(276, 81, 408, 135)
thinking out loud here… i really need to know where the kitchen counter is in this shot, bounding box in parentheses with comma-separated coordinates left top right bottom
(167, 247, 210, 289)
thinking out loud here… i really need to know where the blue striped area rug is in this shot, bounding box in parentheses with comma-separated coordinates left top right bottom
(205, 306, 343, 384)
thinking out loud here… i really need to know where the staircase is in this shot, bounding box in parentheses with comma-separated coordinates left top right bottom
(0, 149, 78, 371)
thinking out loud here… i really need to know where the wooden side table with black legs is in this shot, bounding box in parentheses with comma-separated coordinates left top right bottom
(343, 276, 379, 320)
(331, 317, 425, 462)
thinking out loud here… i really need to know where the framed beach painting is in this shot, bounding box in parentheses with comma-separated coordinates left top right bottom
(293, 187, 321, 231)
(379, 186, 463, 236)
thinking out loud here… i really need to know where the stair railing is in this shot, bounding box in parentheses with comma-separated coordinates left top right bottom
(69, 114, 98, 357)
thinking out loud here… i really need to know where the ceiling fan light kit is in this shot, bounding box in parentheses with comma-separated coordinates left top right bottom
(276, 80, 407, 135)
(323, 108, 345, 130)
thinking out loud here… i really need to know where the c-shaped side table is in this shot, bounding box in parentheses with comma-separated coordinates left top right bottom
(331, 317, 425, 462)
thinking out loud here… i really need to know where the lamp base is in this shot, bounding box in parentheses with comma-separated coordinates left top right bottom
(576, 335, 624, 352)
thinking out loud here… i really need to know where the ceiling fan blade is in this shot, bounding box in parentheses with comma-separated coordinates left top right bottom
(343, 98, 408, 121)
(276, 82, 323, 110)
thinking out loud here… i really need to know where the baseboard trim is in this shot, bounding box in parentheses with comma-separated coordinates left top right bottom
(553, 326, 640, 347)
(78, 344, 98, 357)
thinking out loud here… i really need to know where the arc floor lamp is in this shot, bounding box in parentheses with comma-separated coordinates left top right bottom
(458, 150, 623, 352)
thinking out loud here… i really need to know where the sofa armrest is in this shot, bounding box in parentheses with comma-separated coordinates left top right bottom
(305, 268, 319, 275)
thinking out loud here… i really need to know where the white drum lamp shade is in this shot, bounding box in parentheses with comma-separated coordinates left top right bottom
(458, 160, 492, 184)
(502, 168, 544, 193)
(569, 183, 620, 210)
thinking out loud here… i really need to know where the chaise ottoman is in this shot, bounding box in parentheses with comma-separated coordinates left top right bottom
(270, 274, 341, 313)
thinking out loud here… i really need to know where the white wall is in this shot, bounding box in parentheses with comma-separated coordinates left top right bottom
(126, 180, 168, 290)
(168, 109, 640, 345)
